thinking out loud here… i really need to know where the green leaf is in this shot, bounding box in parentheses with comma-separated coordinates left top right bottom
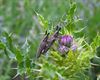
(4, 47, 15, 59)
(15, 48, 23, 64)
(96, 46, 100, 57)
(50, 51, 62, 61)
(25, 57, 31, 68)
(1, 32, 14, 52)
(68, 2, 76, 19)
(22, 39, 30, 54)
(0, 42, 5, 49)
(74, 26, 87, 33)
(18, 61, 25, 75)
(36, 13, 48, 30)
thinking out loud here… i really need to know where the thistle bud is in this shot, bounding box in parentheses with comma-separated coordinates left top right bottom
(59, 45, 69, 55)
(59, 35, 73, 47)
(71, 44, 77, 51)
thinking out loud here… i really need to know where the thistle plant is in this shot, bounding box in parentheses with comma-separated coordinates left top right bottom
(0, 1, 100, 80)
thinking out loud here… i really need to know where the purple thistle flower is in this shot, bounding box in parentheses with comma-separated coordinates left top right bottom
(71, 44, 77, 51)
(59, 35, 73, 47)
(59, 45, 69, 55)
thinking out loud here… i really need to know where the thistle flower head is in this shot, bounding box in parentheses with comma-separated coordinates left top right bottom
(59, 35, 73, 47)
(59, 45, 69, 55)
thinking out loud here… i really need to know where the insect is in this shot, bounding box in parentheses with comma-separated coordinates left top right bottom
(37, 25, 61, 58)
(36, 31, 50, 58)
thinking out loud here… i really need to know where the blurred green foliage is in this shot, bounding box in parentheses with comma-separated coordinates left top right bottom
(0, 0, 100, 80)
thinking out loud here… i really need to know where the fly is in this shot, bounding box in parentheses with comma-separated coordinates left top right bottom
(37, 25, 61, 58)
